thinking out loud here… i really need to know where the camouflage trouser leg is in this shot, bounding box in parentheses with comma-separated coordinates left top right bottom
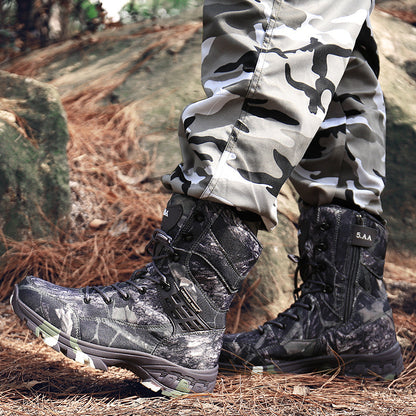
(291, 41, 386, 216)
(162, 0, 384, 229)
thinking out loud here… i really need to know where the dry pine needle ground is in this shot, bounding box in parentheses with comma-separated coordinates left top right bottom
(0, 298, 415, 416)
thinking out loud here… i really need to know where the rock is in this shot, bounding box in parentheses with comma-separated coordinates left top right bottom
(372, 11, 416, 256)
(385, 260, 416, 315)
(0, 71, 70, 254)
(376, 0, 416, 25)
(385, 278, 416, 315)
(293, 385, 310, 396)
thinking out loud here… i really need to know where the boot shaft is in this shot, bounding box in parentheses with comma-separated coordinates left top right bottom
(220, 203, 402, 379)
(298, 203, 389, 323)
(153, 194, 262, 330)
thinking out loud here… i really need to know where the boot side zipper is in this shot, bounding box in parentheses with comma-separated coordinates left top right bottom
(344, 244, 360, 322)
(344, 214, 363, 322)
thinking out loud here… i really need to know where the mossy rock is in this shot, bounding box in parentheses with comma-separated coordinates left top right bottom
(0, 71, 70, 254)
(372, 12, 416, 256)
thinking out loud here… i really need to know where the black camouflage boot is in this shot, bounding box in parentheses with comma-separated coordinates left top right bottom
(220, 203, 403, 380)
(11, 194, 262, 396)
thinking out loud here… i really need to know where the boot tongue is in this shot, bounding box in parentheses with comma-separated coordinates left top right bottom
(160, 193, 196, 237)
(298, 259, 323, 296)
(161, 204, 183, 233)
(154, 193, 195, 259)
(152, 204, 181, 259)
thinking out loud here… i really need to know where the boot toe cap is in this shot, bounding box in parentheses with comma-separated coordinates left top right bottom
(15, 276, 79, 336)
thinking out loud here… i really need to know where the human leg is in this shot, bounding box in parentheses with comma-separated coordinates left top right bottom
(163, 0, 378, 229)
(219, 22, 403, 378)
(291, 32, 386, 215)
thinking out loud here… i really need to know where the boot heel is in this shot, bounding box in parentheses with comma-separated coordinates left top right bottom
(343, 342, 404, 380)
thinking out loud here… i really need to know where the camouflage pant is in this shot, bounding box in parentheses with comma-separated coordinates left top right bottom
(162, 0, 385, 230)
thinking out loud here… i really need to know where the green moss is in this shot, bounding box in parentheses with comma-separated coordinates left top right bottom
(0, 72, 71, 255)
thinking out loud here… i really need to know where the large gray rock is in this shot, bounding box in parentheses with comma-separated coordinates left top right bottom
(372, 11, 416, 256)
(226, 183, 299, 332)
(0, 71, 70, 253)
(376, 0, 416, 17)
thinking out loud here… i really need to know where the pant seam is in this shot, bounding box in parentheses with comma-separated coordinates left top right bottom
(201, 0, 283, 200)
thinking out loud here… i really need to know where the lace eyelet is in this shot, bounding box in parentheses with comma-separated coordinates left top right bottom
(162, 282, 171, 292)
(324, 285, 333, 294)
(319, 222, 330, 231)
(138, 287, 147, 295)
(121, 293, 130, 301)
(104, 298, 112, 305)
(194, 212, 204, 222)
(316, 242, 328, 252)
(172, 252, 180, 262)
(183, 233, 193, 242)
(83, 298, 91, 304)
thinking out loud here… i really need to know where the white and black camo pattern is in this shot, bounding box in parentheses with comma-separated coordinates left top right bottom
(163, 0, 385, 229)
(220, 203, 401, 372)
(16, 194, 262, 370)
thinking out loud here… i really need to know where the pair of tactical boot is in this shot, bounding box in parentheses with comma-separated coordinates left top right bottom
(11, 194, 403, 397)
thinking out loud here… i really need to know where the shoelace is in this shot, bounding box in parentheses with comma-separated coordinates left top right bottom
(258, 254, 332, 333)
(83, 229, 175, 304)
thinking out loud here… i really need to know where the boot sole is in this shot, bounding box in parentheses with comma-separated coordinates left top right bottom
(220, 343, 404, 381)
(11, 285, 218, 397)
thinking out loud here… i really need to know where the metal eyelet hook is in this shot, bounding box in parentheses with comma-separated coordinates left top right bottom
(288, 254, 299, 264)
